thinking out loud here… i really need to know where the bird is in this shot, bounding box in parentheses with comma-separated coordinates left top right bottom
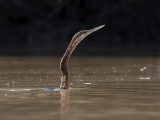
(60, 25, 105, 89)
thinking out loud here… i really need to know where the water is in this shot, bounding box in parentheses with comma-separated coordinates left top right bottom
(0, 57, 160, 120)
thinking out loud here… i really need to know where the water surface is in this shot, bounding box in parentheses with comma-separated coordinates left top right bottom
(0, 57, 160, 120)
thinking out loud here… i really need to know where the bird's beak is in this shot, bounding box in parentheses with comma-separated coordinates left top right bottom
(86, 25, 105, 36)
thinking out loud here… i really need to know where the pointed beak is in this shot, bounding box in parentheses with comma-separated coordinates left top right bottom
(86, 25, 105, 35)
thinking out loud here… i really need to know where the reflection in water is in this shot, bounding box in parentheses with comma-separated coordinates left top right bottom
(0, 57, 160, 120)
(60, 90, 70, 120)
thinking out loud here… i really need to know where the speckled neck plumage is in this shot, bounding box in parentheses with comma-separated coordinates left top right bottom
(60, 25, 105, 89)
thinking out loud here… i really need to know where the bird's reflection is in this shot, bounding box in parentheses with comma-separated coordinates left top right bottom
(60, 90, 70, 120)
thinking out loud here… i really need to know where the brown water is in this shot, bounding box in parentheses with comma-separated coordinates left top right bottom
(0, 57, 160, 120)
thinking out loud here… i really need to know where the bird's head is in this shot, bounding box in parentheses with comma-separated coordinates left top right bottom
(71, 25, 105, 46)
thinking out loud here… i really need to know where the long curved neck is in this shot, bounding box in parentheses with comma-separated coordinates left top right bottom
(60, 37, 81, 89)
(60, 25, 105, 89)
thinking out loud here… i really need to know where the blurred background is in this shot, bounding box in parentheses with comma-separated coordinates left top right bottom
(0, 0, 159, 56)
